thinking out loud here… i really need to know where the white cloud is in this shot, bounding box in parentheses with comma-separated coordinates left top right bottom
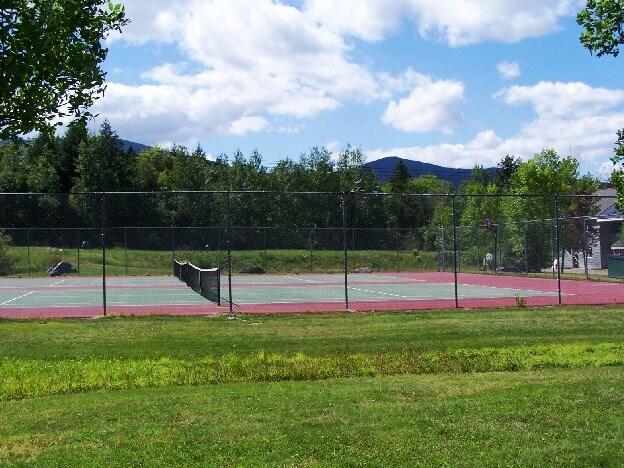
(368, 81, 624, 173)
(325, 140, 342, 154)
(304, 0, 581, 46)
(225, 116, 269, 136)
(106, 0, 186, 44)
(497, 61, 521, 79)
(497, 81, 624, 118)
(98, 0, 380, 142)
(382, 77, 464, 133)
(100, 0, 582, 144)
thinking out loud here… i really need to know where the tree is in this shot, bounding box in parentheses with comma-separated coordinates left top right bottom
(73, 121, 134, 193)
(578, 0, 624, 57)
(501, 149, 598, 270)
(389, 160, 410, 193)
(0, 1, 128, 139)
(58, 120, 88, 192)
(578, 0, 624, 205)
(24, 133, 61, 193)
(134, 147, 174, 191)
(495, 155, 521, 191)
(0, 142, 26, 192)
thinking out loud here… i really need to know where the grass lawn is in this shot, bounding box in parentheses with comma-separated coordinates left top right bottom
(1, 306, 623, 465)
(5, 246, 439, 277)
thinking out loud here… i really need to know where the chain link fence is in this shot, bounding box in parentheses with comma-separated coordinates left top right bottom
(0, 191, 621, 317)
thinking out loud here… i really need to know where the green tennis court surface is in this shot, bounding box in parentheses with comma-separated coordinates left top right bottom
(0, 272, 564, 318)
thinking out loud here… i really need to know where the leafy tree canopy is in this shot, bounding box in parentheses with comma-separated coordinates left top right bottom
(0, 1, 128, 139)
(577, 0, 624, 206)
(578, 0, 624, 57)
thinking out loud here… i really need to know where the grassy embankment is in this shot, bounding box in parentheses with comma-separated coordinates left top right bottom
(1, 307, 624, 465)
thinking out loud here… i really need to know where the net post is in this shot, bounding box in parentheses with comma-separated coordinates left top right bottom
(226, 191, 234, 317)
(342, 193, 349, 310)
(452, 195, 459, 309)
(101, 192, 107, 317)
(554, 195, 562, 305)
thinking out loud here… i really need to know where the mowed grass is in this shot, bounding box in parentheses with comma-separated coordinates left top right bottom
(3, 307, 624, 360)
(1, 307, 624, 465)
(1, 368, 623, 467)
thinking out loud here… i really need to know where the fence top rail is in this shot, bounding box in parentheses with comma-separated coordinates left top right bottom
(0, 215, 603, 231)
(0, 190, 617, 198)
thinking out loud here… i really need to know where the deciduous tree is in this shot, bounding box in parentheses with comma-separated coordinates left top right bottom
(0, 1, 128, 139)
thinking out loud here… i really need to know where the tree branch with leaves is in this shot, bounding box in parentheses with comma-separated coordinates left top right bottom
(0, 1, 128, 140)
(578, 0, 624, 206)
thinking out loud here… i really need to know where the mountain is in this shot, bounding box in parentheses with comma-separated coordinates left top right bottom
(120, 139, 149, 153)
(363, 156, 496, 187)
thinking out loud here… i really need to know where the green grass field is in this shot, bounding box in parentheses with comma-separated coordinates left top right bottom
(5, 245, 439, 277)
(1, 306, 624, 466)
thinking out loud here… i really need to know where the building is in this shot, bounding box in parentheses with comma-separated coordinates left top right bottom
(563, 188, 622, 270)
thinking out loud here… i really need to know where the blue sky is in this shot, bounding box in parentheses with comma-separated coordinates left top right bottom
(94, 1, 624, 177)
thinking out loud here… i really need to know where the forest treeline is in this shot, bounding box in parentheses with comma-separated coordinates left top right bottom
(0, 121, 607, 271)
(0, 121, 602, 253)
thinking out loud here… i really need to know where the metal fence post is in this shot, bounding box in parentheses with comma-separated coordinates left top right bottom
(396, 227, 400, 272)
(124, 226, 128, 276)
(76, 229, 80, 276)
(342, 193, 349, 310)
(476, 224, 480, 272)
(452, 195, 459, 309)
(523, 223, 528, 274)
(101, 192, 107, 317)
(226, 191, 234, 316)
(554, 195, 562, 305)
(217, 227, 223, 267)
(309, 228, 313, 273)
(583, 217, 589, 280)
(171, 226, 175, 262)
(263, 227, 268, 270)
(27, 228, 31, 279)
(439, 226, 445, 272)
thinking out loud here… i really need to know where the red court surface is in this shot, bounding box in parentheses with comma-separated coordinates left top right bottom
(0, 272, 622, 319)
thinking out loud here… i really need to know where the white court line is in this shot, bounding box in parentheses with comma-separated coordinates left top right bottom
(0, 291, 35, 306)
(284, 275, 426, 284)
(48, 279, 66, 287)
(348, 286, 405, 298)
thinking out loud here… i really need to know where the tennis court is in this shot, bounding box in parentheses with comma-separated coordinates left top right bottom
(1, 270, 622, 318)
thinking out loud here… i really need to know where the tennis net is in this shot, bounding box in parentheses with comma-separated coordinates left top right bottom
(173, 259, 221, 305)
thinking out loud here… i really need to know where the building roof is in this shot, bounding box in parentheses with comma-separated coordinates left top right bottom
(596, 188, 617, 214)
(611, 240, 624, 249)
(598, 204, 621, 219)
(595, 188, 621, 219)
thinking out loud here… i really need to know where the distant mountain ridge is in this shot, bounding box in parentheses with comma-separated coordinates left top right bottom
(120, 139, 149, 153)
(116, 141, 492, 187)
(363, 156, 496, 187)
